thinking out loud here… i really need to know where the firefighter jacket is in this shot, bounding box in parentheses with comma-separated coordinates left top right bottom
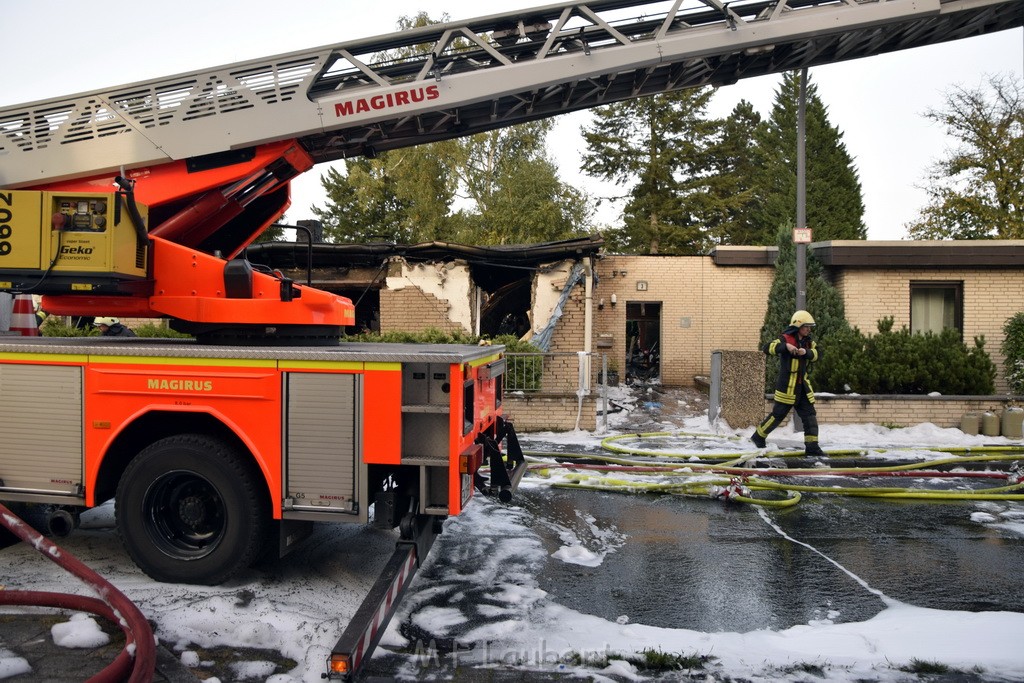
(765, 327, 819, 405)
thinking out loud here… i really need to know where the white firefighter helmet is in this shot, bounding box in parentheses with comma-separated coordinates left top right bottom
(94, 317, 119, 326)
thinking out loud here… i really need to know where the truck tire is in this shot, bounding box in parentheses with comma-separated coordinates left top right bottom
(116, 435, 269, 585)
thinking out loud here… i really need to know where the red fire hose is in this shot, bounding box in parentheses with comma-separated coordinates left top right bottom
(0, 503, 156, 683)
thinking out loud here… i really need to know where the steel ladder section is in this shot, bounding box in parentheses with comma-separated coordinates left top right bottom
(1, 0, 1022, 188)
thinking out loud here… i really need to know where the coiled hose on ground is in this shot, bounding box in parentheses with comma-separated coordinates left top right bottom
(518, 431, 1024, 507)
(0, 502, 155, 683)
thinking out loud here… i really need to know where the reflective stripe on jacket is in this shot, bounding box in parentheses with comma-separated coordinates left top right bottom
(765, 328, 818, 405)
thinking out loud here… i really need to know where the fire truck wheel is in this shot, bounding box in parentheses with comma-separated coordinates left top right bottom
(116, 434, 269, 585)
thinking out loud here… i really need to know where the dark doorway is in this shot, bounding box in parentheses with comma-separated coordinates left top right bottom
(625, 302, 661, 382)
(335, 287, 380, 335)
(480, 279, 532, 338)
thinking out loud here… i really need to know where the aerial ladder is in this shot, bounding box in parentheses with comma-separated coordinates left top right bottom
(1, 0, 1021, 341)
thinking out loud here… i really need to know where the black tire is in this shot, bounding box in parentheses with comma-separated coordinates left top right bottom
(115, 435, 269, 585)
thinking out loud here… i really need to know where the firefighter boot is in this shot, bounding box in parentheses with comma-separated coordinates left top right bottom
(751, 431, 766, 449)
(805, 442, 825, 456)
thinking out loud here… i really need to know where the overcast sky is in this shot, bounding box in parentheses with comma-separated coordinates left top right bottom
(2, 1, 1021, 240)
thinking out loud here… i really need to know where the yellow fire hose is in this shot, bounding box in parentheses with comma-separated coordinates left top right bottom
(599, 430, 1024, 459)
(517, 432, 1024, 507)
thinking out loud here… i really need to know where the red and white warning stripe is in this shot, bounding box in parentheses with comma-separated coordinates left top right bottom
(348, 550, 417, 672)
(10, 295, 38, 337)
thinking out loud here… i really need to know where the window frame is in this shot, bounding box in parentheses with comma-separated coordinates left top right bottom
(909, 280, 963, 337)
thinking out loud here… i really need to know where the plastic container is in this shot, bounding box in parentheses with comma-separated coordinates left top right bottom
(1001, 406, 1024, 439)
(981, 410, 1000, 437)
(959, 412, 980, 436)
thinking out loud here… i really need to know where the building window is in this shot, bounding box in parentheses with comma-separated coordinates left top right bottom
(910, 281, 962, 335)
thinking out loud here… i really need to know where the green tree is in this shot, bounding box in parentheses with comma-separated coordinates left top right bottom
(705, 99, 764, 245)
(750, 72, 866, 244)
(313, 122, 589, 245)
(312, 152, 454, 244)
(311, 11, 458, 244)
(759, 224, 851, 390)
(453, 121, 592, 244)
(581, 88, 719, 254)
(907, 75, 1024, 240)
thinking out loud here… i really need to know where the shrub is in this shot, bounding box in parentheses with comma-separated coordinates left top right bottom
(40, 318, 190, 338)
(344, 329, 543, 389)
(812, 318, 995, 395)
(133, 322, 192, 338)
(345, 328, 474, 345)
(1001, 312, 1024, 394)
(40, 319, 98, 337)
(342, 328, 543, 352)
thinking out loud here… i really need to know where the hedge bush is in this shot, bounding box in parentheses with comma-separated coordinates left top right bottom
(40, 319, 190, 338)
(813, 317, 995, 395)
(341, 328, 541, 353)
(344, 329, 543, 389)
(1001, 312, 1024, 395)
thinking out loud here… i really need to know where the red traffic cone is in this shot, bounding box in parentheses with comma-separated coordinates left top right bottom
(10, 295, 39, 337)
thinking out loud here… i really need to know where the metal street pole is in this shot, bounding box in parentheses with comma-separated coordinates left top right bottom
(796, 67, 808, 312)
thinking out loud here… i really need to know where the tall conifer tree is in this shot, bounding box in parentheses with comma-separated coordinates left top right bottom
(705, 99, 764, 245)
(581, 88, 719, 254)
(759, 224, 851, 390)
(750, 72, 866, 244)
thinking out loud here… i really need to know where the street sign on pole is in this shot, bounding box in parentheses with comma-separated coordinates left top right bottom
(793, 227, 813, 244)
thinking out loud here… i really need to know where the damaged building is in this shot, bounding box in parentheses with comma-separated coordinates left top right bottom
(245, 233, 604, 342)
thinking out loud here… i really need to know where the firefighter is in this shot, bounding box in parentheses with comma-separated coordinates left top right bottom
(751, 310, 824, 456)
(94, 316, 136, 337)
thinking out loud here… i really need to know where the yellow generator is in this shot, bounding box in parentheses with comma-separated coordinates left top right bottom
(0, 190, 149, 294)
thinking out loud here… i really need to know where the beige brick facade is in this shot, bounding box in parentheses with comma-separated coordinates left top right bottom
(503, 395, 598, 432)
(591, 255, 774, 386)
(375, 242, 1024, 431)
(806, 395, 1022, 431)
(541, 285, 591, 391)
(835, 268, 1024, 394)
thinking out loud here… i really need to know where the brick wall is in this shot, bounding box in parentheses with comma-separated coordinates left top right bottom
(541, 283, 590, 390)
(765, 394, 1024, 430)
(380, 288, 465, 334)
(503, 394, 598, 432)
(836, 268, 1024, 394)
(591, 255, 774, 386)
(375, 253, 1023, 410)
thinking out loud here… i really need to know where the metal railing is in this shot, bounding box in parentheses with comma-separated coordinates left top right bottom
(504, 352, 601, 395)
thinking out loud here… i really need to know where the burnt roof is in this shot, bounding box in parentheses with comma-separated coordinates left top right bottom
(245, 234, 604, 269)
(244, 233, 605, 291)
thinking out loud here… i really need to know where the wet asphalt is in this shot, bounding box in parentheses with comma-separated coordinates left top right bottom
(362, 481, 1024, 681)
(523, 487, 1024, 632)
(4, 388, 1020, 681)
(362, 388, 1024, 681)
